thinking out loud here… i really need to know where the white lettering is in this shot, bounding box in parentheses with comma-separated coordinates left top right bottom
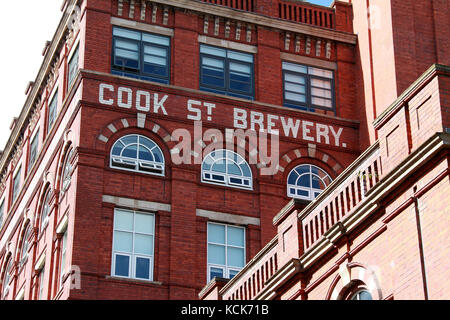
(153, 93, 168, 115)
(135, 90, 150, 112)
(267, 114, 279, 135)
(250, 111, 265, 132)
(187, 100, 202, 121)
(316, 123, 330, 144)
(329, 126, 343, 146)
(302, 121, 315, 142)
(234, 108, 247, 129)
(117, 87, 132, 109)
(280, 117, 301, 138)
(99, 83, 114, 105)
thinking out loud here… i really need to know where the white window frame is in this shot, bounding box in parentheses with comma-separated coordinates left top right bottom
(37, 265, 45, 300)
(59, 230, 68, 288)
(202, 149, 253, 190)
(47, 86, 59, 134)
(28, 128, 40, 173)
(40, 190, 52, 232)
(12, 165, 22, 204)
(207, 222, 246, 282)
(2, 258, 13, 298)
(0, 198, 5, 230)
(19, 224, 32, 267)
(110, 134, 165, 176)
(67, 40, 80, 89)
(287, 164, 332, 201)
(111, 208, 155, 281)
(61, 147, 74, 194)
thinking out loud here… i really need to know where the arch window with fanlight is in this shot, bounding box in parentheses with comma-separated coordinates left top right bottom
(202, 150, 252, 190)
(110, 134, 165, 176)
(61, 147, 74, 194)
(40, 189, 52, 232)
(287, 164, 332, 200)
(19, 224, 33, 267)
(2, 258, 13, 298)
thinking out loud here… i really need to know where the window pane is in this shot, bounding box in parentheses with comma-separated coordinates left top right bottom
(142, 34, 170, 46)
(227, 227, 245, 247)
(113, 27, 140, 40)
(208, 244, 225, 265)
(227, 163, 241, 176)
(135, 213, 154, 234)
(114, 255, 130, 277)
(116, 39, 139, 51)
(134, 234, 153, 255)
(311, 87, 332, 98)
(113, 231, 133, 252)
(311, 78, 331, 89)
(298, 174, 311, 188)
(227, 247, 245, 267)
(210, 267, 224, 280)
(284, 73, 305, 84)
(228, 51, 253, 63)
(285, 92, 306, 103)
(312, 97, 332, 107)
(229, 62, 251, 74)
(114, 210, 134, 231)
(229, 269, 240, 279)
(208, 224, 225, 244)
(283, 62, 307, 73)
(308, 67, 333, 79)
(285, 83, 305, 94)
(202, 57, 224, 69)
(135, 257, 151, 279)
(143, 55, 167, 66)
(358, 291, 373, 300)
(200, 45, 226, 57)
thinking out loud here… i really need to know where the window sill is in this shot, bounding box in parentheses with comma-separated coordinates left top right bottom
(104, 275, 163, 287)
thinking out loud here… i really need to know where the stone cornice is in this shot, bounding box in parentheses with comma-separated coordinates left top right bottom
(150, 0, 357, 44)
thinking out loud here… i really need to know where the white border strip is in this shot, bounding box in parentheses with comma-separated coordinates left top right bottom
(196, 209, 260, 226)
(102, 195, 171, 212)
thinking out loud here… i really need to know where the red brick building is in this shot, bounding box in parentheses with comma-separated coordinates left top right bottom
(0, 0, 448, 301)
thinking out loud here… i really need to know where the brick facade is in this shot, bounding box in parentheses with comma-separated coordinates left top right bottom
(0, 0, 448, 301)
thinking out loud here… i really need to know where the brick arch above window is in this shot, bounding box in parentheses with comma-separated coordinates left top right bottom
(326, 262, 383, 300)
(95, 116, 174, 153)
(276, 146, 343, 179)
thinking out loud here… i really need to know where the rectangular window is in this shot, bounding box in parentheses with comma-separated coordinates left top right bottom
(68, 45, 79, 89)
(112, 209, 155, 281)
(112, 27, 170, 84)
(282, 61, 334, 113)
(0, 200, 4, 229)
(38, 266, 45, 300)
(12, 167, 21, 203)
(207, 222, 245, 282)
(200, 44, 254, 100)
(47, 91, 58, 133)
(28, 130, 39, 173)
(59, 231, 68, 288)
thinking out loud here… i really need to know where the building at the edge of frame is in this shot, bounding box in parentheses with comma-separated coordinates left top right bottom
(0, 0, 448, 300)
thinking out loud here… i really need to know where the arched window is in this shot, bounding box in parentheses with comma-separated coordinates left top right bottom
(61, 147, 74, 194)
(287, 164, 332, 200)
(40, 190, 52, 232)
(110, 134, 165, 176)
(2, 258, 13, 298)
(202, 149, 252, 189)
(19, 224, 32, 266)
(350, 290, 373, 300)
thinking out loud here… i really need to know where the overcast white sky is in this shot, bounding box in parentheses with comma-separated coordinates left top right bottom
(0, 0, 333, 151)
(0, 1, 62, 150)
